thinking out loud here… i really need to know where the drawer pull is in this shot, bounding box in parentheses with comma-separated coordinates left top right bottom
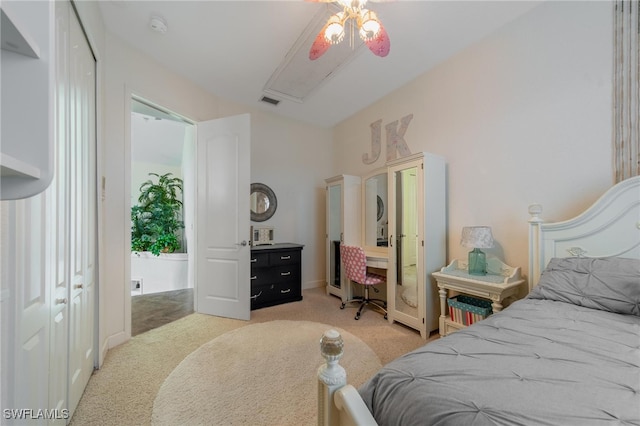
(280, 255, 291, 260)
(280, 271, 291, 276)
(251, 258, 257, 263)
(280, 289, 291, 294)
(250, 291, 263, 300)
(251, 276, 257, 280)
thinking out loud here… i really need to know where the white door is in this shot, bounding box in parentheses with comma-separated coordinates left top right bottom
(196, 114, 250, 320)
(49, 0, 71, 418)
(67, 4, 97, 416)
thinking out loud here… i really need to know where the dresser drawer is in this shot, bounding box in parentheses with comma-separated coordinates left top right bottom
(250, 268, 272, 286)
(273, 264, 300, 282)
(269, 250, 301, 266)
(251, 282, 302, 309)
(250, 252, 269, 268)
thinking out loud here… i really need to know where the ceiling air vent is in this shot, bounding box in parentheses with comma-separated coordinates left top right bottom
(260, 96, 281, 106)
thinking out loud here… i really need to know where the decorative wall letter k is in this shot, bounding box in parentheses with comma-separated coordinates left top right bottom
(386, 114, 413, 161)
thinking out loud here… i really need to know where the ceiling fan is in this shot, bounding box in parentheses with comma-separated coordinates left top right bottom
(308, 0, 390, 60)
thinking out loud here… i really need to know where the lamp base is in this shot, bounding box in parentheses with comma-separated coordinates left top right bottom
(468, 248, 487, 275)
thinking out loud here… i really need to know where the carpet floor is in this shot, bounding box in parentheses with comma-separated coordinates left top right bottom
(152, 320, 382, 425)
(70, 287, 437, 426)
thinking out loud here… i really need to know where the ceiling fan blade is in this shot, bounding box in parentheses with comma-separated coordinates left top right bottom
(309, 26, 331, 60)
(365, 23, 390, 57)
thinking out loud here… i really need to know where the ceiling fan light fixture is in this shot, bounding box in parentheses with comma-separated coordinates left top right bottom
(324, 12, 346, 44)
(358, 9, 380, 41)
(309, 0, 389, 60)
(336, 0, 367, 8)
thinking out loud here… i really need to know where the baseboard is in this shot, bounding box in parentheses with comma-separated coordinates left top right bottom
(106, 330, 129, 350)
(99, 338, 109, 368)
(303, 280, 325, 290)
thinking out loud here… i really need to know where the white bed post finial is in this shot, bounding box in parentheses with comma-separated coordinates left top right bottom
(318, 329, 347, 426)
(528, 204, 543, 292)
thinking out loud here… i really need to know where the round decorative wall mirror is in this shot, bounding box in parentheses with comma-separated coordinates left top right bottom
(250, 183, 277, 222)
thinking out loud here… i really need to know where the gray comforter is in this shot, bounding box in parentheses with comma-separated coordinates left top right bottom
(359, 257, 640, 425)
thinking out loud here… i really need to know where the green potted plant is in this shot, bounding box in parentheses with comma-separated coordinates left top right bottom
(131, 172, 184, 256)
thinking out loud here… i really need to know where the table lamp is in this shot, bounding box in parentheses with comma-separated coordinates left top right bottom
(460, 226, 494, 275)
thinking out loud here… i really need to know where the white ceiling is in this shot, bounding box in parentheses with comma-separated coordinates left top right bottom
(99, 1, 542, 128)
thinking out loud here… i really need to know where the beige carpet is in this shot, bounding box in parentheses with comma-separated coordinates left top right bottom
(70, 288, 436, 426)
(152, 320, 381, 425)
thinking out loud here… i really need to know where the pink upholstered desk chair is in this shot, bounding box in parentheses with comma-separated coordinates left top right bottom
(339, 245, 388, 320)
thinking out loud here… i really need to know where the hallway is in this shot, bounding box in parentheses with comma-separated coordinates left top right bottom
(131, 289, 194, 336)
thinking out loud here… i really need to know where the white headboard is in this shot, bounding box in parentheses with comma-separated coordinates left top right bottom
(528, 176, 640, 291)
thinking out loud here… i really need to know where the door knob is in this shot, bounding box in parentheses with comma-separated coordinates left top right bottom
(238, 240, 248, 246)
(56, 298, 68, 305)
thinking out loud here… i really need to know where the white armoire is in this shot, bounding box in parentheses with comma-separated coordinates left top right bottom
(1, 1, 97, 423)
(386, 152, 446, 338)
(325, 175, 361, 302)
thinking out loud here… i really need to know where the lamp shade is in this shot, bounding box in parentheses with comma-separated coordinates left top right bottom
(460, 226, 494, 249)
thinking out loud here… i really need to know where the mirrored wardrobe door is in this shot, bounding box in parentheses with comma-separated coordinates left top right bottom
(389, 164, 420, 326)
(361, 168, 388, 254)
(387, 152, 446, 339)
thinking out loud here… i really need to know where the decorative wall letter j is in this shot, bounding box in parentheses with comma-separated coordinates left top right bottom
(362, 119, 382, 164)
(362, 114, 413, 164)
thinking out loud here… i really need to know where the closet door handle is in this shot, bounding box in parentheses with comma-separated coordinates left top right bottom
(56, 298, 68, 305)
(74, 283, 84, 289)
(389, 235, 393, 247)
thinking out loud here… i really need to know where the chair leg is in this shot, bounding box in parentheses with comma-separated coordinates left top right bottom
(340, 295, 364, 310)
(349, 286, 387, 320)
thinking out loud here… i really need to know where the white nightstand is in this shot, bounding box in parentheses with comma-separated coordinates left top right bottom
(432, 258, 526, 337)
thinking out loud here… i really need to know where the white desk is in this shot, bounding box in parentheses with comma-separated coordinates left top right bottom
(364, 251, 388, 269)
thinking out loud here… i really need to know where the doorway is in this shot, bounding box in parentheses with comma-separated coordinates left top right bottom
(130, 98, 196, 334)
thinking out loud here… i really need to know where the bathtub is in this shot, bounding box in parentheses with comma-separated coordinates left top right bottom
(131, 251, 190, 295)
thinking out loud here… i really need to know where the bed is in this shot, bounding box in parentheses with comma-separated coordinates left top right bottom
(317, 176, 640, 426)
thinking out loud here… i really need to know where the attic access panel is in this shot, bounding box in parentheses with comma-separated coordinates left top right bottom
(263, 4, 365, 104)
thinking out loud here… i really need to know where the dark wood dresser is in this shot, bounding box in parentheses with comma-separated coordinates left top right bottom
(250, 243, 304, 310)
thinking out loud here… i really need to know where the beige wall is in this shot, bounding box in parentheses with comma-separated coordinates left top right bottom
(332, 1, 613, 280)
(102, 33, 332, 348)
(98, 0, 612, 349)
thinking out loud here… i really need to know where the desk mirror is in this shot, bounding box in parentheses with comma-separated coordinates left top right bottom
(250, 183, 277, 222)
(362, 169, 388, 253)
